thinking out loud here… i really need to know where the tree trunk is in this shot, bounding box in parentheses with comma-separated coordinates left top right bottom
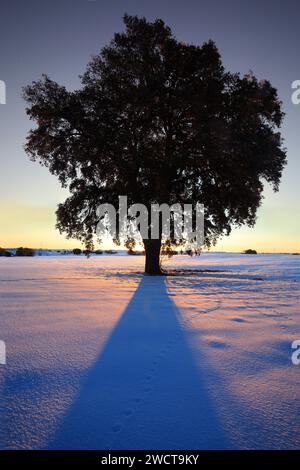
(143, 238, 162, 275)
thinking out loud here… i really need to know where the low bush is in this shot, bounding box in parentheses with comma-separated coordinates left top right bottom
(15, 247, 35, 256)
(0, 248, 12, 257)
(242, 249, 257, 254)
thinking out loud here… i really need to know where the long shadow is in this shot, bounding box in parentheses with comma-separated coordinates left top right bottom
(46, 276, 229, 450)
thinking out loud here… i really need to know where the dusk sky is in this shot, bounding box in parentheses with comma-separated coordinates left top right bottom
(0, 0, 299, 251)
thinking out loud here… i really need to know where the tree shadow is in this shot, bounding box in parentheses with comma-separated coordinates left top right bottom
(46, 276, 229, 450)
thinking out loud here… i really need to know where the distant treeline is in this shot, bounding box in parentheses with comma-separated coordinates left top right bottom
(0, 247, 35, 257)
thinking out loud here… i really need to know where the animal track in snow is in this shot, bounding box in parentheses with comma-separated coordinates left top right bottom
(107, 327, 178, 448)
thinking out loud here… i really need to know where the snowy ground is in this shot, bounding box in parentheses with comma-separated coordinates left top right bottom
(0, 253, 299, 449)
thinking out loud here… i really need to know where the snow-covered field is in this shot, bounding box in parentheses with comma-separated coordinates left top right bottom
(0, 253, 299, 449)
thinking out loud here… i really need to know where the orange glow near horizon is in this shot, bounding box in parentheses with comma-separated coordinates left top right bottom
(1, 201, 299, 253)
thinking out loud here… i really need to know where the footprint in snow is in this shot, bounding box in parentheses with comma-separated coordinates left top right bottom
(112, 424, 122, 433)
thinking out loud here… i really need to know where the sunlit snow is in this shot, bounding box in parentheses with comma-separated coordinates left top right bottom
(0, 253, 299, 449)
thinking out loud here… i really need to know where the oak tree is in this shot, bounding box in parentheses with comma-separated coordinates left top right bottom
(23, 15, 286, 274)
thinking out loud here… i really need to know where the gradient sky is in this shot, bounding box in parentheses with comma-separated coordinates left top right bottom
(0, 0, 299, 251)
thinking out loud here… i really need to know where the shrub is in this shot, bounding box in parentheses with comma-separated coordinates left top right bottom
(16, 247, 35, 256)
(72, 248, 82, 255)
(242, 249, 257, 254)
(0, 248, 12, 257)
(83, 250, 92, 256)
(161, 249, 177, 256)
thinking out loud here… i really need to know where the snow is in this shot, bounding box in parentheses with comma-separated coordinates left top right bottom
(0, 253, 299, 449)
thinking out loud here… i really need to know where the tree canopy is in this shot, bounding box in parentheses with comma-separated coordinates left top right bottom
(23, 14, 286, 274)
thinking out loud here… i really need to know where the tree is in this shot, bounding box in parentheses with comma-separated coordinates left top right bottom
(0, 248, 12, 257)
(16, 247, 35, 257)
(23, 14, 286, 275)
(242, 249, 257, 254)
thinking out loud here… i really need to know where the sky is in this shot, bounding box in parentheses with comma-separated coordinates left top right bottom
(0, 0, 299, 252)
